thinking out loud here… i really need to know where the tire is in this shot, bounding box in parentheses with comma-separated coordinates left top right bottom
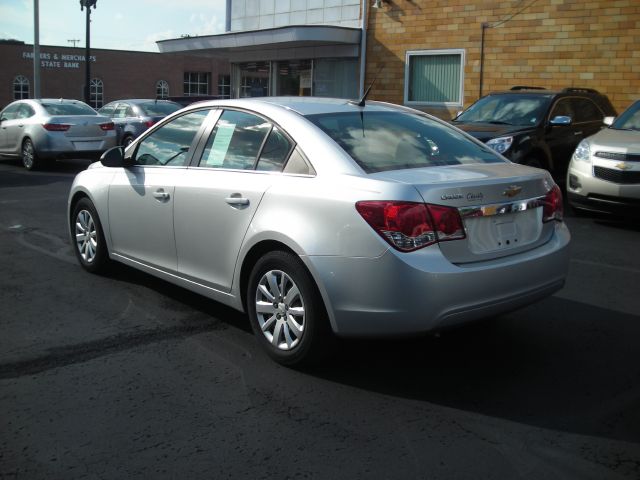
(523, 156, 544, 169)
(21, 138, 39, 170)
(247, 250, 330, 367)
(123, 135, 134, 148)
(71, 198, 110, 274)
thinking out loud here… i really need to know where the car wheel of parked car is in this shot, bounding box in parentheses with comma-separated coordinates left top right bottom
(247, 250, 330, 367)
(21, 138, 39, 170)
(71, 198, 110, 274)
(123, 135, 134, 148)
(523, 155, 544, 169)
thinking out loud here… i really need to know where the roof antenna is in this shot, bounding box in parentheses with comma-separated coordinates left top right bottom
(350, 63, 385, 107)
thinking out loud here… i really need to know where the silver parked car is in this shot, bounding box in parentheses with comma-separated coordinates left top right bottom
(97, 99, 182, 147)
(68, 97, 570, 366)
(567, 99, 640, 216)
(0, 98, 117, 170)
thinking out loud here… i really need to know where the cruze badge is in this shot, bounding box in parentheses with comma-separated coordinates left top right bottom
(441, 193, 463, 200)
(616, 162, 632, 171)
(502, 185, 523, 198)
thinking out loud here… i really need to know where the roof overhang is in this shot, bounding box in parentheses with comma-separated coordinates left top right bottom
(156, 25, 361, 59)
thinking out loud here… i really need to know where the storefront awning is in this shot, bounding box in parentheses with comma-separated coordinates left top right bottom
(157, 25, 361, 61)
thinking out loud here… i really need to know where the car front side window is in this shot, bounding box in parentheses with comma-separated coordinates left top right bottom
(133, 109, 210, 167)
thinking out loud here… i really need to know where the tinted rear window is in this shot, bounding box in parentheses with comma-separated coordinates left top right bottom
(307, 111, 503, 173)
(138, 101, 182, 116)
(42, 102, 97, 116)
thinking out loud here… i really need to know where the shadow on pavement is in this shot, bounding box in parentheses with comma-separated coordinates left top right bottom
(310, 296, 640, 444)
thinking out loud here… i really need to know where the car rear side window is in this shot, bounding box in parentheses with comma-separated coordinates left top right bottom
(256, 126, 293, 172)
(139, 102, 181, 116)
(571, 98, 603, 123)
(307, 111, 503, 173)
(133, 109, 209, 167)
(199, 110, 271, 170)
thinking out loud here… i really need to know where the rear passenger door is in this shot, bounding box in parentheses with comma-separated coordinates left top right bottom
(174, 109, 294, 292)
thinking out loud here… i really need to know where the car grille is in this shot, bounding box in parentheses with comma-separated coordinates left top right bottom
(593, 166, 640, 184)
(595, 151, 640, 162)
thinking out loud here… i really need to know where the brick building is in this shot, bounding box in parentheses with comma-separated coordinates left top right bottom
(366, 0, 640, 118)
(0, 42, 230, 109)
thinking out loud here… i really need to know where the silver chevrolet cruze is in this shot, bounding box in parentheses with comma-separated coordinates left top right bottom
(68, 97, 570, 365)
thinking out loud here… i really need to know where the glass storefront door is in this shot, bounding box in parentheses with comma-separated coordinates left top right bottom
(231, 58, 358, 99)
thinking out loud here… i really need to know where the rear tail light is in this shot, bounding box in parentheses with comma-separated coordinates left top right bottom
(42, 123, 71, 131)
(144, 120, 156, 128)
(541, 184, 563, 222)
(99, 122, 115, 131)
(355, 201, 465, 252)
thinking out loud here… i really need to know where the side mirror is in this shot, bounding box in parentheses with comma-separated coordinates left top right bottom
(603, 116, 615, 126)
(550, 115, 572, 126)
(100, 146, 128, 167)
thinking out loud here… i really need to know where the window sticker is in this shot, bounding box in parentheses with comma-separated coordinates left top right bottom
(203, 123, 235, 167)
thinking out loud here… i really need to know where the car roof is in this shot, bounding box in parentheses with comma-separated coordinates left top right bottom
(486, 88, 605, 97)
(35, 98, 90, 104)
(190, 96, 407, 116)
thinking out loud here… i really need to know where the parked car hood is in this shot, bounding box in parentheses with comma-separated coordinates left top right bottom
(589, 128, 640, 152)
(451, 122, 534, 142)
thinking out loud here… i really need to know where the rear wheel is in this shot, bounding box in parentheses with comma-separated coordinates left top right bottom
(247, 251, 330, 367)
(71, 198, 110, 273)
(21, 138, 39, 170)
(123, 135, 134, 148)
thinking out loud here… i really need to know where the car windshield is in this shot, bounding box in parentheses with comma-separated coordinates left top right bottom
(454, 94, 551, 126)
(307, 111, 503, 173)
(611, 101, 640, 131)
(139, 101, 182, 116)
(41, 102, 97, 116)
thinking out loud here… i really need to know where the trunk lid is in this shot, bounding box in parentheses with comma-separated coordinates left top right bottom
(371, 163, 559, 264)
(48, 115, 111, 138)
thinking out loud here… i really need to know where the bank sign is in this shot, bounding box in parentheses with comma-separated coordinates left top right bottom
(22, 51, 97, 69)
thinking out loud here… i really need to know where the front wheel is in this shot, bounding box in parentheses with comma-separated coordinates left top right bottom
(247, 251, 330, 367)
(21, 138, 39, 170)
(71, 198, 110, 273)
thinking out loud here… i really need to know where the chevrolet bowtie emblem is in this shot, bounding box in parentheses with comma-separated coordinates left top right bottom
(502, 185, 522, 198)
(616, 162, 632, 171)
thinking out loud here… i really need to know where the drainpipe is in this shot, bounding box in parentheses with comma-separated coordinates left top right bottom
(359, 0, 368, 97)
(479, 22, 488, 98)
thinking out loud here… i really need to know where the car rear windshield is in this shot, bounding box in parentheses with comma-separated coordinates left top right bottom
(139, 101, 182, 116)
(306, 111, 503, 173)
(41, 102, 97, 116)
(454, 94, 551, 126)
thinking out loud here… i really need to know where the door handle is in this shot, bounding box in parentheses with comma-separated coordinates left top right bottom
(153, 189, 170, 201)
(574, 131, 583, 136)
(225, 195, 249, 206)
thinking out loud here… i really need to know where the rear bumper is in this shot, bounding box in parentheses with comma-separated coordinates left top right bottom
(36, 135, 117, 160)
(307, 223, 570, 336)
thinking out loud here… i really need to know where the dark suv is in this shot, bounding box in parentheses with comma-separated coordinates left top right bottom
(451, 87, 617, 178)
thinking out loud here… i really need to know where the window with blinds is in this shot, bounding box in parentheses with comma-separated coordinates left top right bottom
(404, 50, 465, 106)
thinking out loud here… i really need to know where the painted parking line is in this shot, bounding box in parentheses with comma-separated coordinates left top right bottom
(571, 258, 640, 275)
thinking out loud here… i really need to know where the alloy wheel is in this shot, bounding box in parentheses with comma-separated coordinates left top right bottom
(255, 270, 305, 350)
(75, 209, 98, 263)
(22, 140, 34, 169)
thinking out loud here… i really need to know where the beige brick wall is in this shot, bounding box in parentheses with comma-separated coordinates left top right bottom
(366, 0, 640, 119)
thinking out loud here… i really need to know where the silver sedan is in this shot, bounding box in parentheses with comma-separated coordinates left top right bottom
(67, 97, 570, 366)
(0, 98, 117, 170)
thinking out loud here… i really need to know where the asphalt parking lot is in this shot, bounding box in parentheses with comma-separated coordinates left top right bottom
(1, 158, 639, 480)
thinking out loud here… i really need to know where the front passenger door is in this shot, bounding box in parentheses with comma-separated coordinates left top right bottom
(107, 108, 212, 272)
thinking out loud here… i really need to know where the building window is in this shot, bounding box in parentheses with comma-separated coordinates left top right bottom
(90, 78, 104, 109)
(184, 72, 210, 96)
(156, 80, 169, 99)
(218, 74, 230, 99)
(404, 49, 465, 107)
(13, 75, 30, 100)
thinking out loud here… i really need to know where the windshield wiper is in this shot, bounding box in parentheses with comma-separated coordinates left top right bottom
(486, 120, 512, 125)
